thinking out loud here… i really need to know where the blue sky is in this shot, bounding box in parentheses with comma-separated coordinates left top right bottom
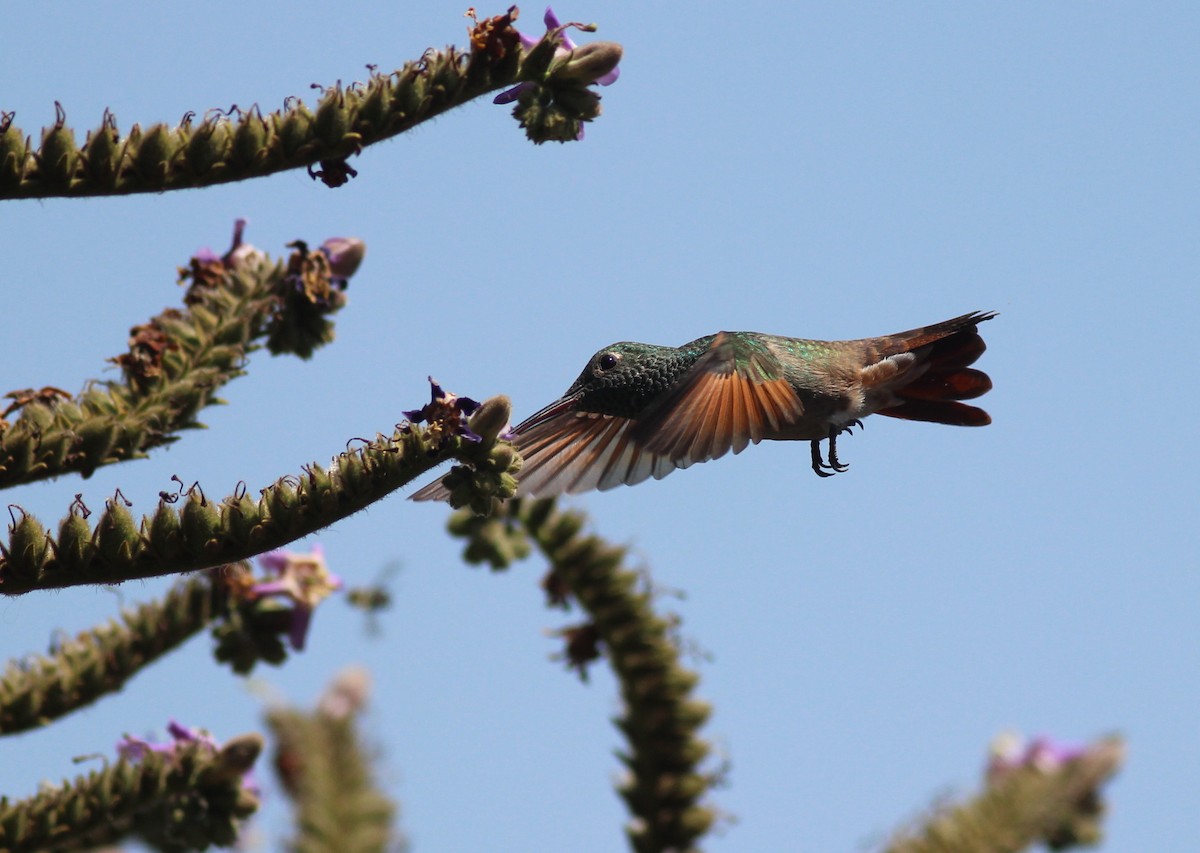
(2, 3, 1197, 850)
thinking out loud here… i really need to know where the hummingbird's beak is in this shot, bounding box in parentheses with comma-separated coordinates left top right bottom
(512, 394, 582, 433)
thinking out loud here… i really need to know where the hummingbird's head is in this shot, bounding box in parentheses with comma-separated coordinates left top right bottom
(561, 341, 693, 418)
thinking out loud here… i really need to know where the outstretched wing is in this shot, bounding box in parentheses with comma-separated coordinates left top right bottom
(511, 409, 690, 496)
(410, 333, 807, 501)
(408, 397, 691, 501)
(633, 332, 806, 462)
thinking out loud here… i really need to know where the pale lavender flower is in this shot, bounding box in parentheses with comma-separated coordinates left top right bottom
(986, 732, 1088, 784)
(117, 718, 219, 762)
(319, 237, 366, 288)
(220, 218, 264, 268)
(192, 218, 264, 271)
(317, 666, 373, 720)
(494, 6, 621, 105)
(117, 720, 260, 796)
(249, 545, 343, 651)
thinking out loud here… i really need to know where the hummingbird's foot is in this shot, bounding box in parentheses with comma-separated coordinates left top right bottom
(811, 440, 835, 477)
(840, 419, 864, 435)
(810, 427, 851, 478)
(826, 426, 850, 473)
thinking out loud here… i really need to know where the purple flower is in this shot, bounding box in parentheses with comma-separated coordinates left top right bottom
(319, 237, 366, 287)
(494, 6, 621, 105)
(183, 219, 265, 289)
(197, 218, 264, 270)
(248, 545, 343, 651)
(117, 718, 220, 762)
(317, 666, 373, 720)
(1024, 736, 1088, 770)
(117, 720, 260, 797)
(403, 377, 483, 445)
(986, 732, 1089, 783)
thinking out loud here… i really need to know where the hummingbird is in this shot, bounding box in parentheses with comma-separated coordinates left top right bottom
(411, 311, 995, 500)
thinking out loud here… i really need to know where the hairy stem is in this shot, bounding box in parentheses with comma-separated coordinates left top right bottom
(450, 498, 717, 853)
(0, 569, 237, 735)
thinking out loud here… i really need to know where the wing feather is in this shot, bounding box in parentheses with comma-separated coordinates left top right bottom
(637, 332, 805, 463)
(729, 375, 752, 452)
(514, 412, 688, 496)
(409, 407, 690, 501)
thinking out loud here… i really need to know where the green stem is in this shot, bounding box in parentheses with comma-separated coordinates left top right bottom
(0, 399, 516, 595)
(886, 737, 1125, 853)
(0, 570, 235, 735)
(0, 12, 531, 200)
(0, 735, 262, 851)
(267, 689, 399, 853)
(0, 242, 346, 491)
(0, 7, 595, 200)
(450, 499, 718, 853)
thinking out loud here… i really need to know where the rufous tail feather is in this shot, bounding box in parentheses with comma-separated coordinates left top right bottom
(874, 311, 995, 427)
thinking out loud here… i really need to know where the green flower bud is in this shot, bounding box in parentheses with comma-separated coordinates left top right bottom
(676, 699, 713, 729)
(467, 395, 513, 445)
(37, 104, 79, 187)
(34, 429, 71, 471)
(132, 123, 179, 183)
(55, 510, 94, 574)
(20, 401, 56, 431)
(181, 491, 221, 556)
(305, 463, 333, 496)
(64, 790, 86, 825)
(232, 108, 271, 170)
(446, 505, 478, 536)
(468, 494, 503, 518)
(2, 426, 34, 475)
(146, 501, 183, 562)
(223, 493, 261, 548)
(357, 76, 391, 135)
(5, 510, 47, 581)
(521, 497, 555, 531)
(552, 42, 623, 86)
(95, 498, 138, 564)
(487, 445, 521, 475)
(82, 111, 124, 186)
(314, 86, 352, 149)
(462, 537, 497, 566)
(277, 102, 315, 157)
(0, 111, 27, 188)
(73, 420, 117, 476)
(394, 68, 428, 118)
(199, 733, 263, 787)
(496, 471, 519, 499)
(679, 805, 717, 837)
(266, 479, 301, 522)
(545, 513, 585, 550)
(185, 116, 231, 178)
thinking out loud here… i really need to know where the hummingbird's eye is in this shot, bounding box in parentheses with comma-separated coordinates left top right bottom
(598, 353, 619, 371)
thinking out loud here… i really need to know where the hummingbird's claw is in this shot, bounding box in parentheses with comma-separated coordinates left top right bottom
(811, 440, 835, 477)
(811, 427, 852, 478)
(826, 427, 850, 473)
